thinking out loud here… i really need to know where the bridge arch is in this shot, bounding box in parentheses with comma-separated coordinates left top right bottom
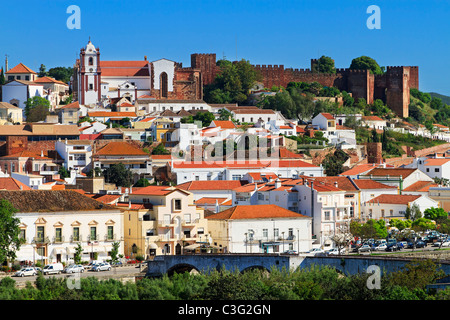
(167, 263, 200, 277)
(240, 265, 270, 274)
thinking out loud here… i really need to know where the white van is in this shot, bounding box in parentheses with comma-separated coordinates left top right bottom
(42, 263, 64, 275)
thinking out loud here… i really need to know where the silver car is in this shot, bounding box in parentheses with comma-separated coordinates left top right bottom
(64, 264, 85, 273)
(92, 262, 111, 272)
(15, 267, 37, 277)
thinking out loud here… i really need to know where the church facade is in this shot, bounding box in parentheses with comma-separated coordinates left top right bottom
(72, 41, 203, 106)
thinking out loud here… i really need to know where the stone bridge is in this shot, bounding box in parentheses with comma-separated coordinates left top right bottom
(145, 254, 450, 277)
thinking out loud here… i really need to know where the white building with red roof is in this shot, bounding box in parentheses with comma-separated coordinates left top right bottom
(406, 157, 450, 180)
(206, 204, 312, 254)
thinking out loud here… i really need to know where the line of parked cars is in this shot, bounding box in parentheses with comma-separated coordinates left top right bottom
(14, 261, 118, 277)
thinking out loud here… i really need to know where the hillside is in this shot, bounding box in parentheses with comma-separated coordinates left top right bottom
(429, 92, 450, 105)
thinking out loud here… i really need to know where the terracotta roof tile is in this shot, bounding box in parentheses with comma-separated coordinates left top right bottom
(206, 204, 310, 220)
(211, 120, 237, 129)
(367, 194, 421, 205)
(177, 180, 245, 191)
(5, 63, 36, 74)
(424, 158, 450, 166)
(95, 141, 149, 156)
(0, 178, 32, 190)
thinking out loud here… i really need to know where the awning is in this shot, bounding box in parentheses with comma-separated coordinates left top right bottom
(148, 243, 158, 249)
(184, 243, 201, 250)
(51, 247, 66, 256)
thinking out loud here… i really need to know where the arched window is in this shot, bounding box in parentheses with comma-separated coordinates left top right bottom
(88, 57, 94, 66)
(160, 72, 168, 98)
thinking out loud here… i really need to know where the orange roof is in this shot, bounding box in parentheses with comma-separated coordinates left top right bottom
(363, 168, 417, 178)
(195, 197, 229, 205)
(1, 150, 52, 160)
(340, 164, 391, 176)
(60, 101, 80, 109)
(233, 183, 266, 192)
(151, 155, 172, 160)
(211, 120, 237, 129)
(177, 180, 245, 191)
(367, 194, 421, 205)
(172, 159, 317, 169)
(6, 63, 36, 74)
(232, 109, 275, 114)
(88, 111, 137, 118)
(352, 179, 397, 190)
(306, 176, 357, 191)
(34, 76, 67, 85)
(51, 184, 66, 190)
(99, 61, 149, 77)
(130, 185, 177, 196)
(279, 125, 292, 129)
(92, 194, 122, 204)
(95, 141, 149, 156)
(320, 113, 334, 120)
(362, 116, 384, 121)
(246, 172, 278, 181)
(0, 177, 32, 190)
(402, 181, 438, 192)
(206, 204, 310, 220)
(424, 158, 450, 166)
(279, 148, 303, 159)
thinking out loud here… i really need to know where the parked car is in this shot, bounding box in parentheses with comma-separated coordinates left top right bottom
(358, 244, 372, 253)
(92, 262, 111, 272)
(375, 244, 387, 251)
(42, 263, 64, 275)
(283, 250, 297, 254)
(399, 241, 408, 248)
(86, 261, 102, 270)
(64, 264, 85, 274)
(307, 248, 325, 256)
(111, 261, 123, 267)
(385, 243, 401, 252)
(14, 267, 37, 277)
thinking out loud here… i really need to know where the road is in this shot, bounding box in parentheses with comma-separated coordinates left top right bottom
(10, 265, 145, 286)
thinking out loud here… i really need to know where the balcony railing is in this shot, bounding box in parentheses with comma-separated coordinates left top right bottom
(52, 236, 65, 244)
(104, 234, 117, 242)
(70, 235, 83, 243)
(87, 235, 99, 242)
(32, 236, 51, 244)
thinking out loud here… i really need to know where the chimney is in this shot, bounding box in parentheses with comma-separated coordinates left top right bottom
(275, 178, 281, 189)
(334, 181, 338, 188)
(144, 56, 147, 61)
(254, 182, 258, 191)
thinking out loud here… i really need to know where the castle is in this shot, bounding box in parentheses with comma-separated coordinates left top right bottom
(190, 54, 419, 118)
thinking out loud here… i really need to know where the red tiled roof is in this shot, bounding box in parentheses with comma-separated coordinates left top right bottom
(367, 194, 421, 205)
(402, 181, 438, 192)
(362, 116, 384, 121)
(95, 141, 149, 156)
(172, 159, 317, 169)
(211, 120, 237, 129)
(130, 185, 175, 196)
(34, 76, 67, 85)
(352, 179, 397, 190)
(99, 61, 149, 77)
(60, 101, 80, 109)
(195, 197, 229, 205)
(340, 164, 390, 176)
(88, 111, 137, 118)
(363, 168, 417, 178)
(6, 63, 36, 74)
(424, 158, 450, 166)
(177, 180, 245, 191)
(206, 204, 310, 220)
(232, 109, 275, 114)
(320, 113, 335, 120)
(0, 177, 32, 190)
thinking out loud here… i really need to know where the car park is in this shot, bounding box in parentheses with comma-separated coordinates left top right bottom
(64, 264, 85, 273)
(14, 267, 37, 277)
(385, 243, 402, 252)
(92, 262, 111, 272)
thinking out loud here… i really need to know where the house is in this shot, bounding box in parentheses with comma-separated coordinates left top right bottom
(194, 197, 232, 213)
(1, 80, 44, 115)
(34, 76, 70, 108)
(340, 163, 394, 179)
(362, 194, 439, 221)
(358, 167, 432, 191)
(176, 180, 246, 202)
(361, 116, 387, 130)
(311, 113, 356, 148)
(296, 179, 351, 249)
(4, 63, 37, 82)
(0, 102, 23, 124)
(406, 157, 450, 180)
(57, 101, 80, 124)
(10, 172, 46, 189)
(0, 123, 80, 141)
(230, 107, 280, 124)
(78, 121, 107, 135)
(87, 111, 137, 123)
(171, 122, 202, 152)
(55, 139, 93, 174)
(8, 190, 123, 265)
(121, 185, 208, 256)
(402, 181, 439, 196)
(206, 204, 312, 254)
(151, 118, 176, 148)
(92, 141, 151, 181)
(428, 186, 450, 212)
(0, 177, 31, 190)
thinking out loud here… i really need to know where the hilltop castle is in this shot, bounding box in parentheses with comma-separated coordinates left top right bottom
(191, 54, 418, 118)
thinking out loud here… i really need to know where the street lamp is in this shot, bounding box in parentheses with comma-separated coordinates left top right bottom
(244, 233, 248, 254)
(282, 232, 285, 253)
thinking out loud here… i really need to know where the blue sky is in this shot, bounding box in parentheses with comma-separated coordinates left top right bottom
(1, 0, 450, 95)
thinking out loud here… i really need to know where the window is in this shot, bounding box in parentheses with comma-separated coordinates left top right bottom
(263, 229, 268, 239)
(89, 83, 93, 90)
(25, 75, 30, 81)
(90, 226, 97, 241)
(184, 214, 191, 223)
(274, 228, 279, 239)
(107, 226, 114, 240)
(174, 199, 182, 211)
(390, 209, 393, 216)
(73, 227, 80, 241)
(19, 229, 26, 241)
(198, 227, 204, 235)
(160, 72, 168, 98)
(381, 209, 385, 217)
(257, 193, 264, 201)
(37, 226, 45, 242)
(324, 211, 331, 221)
(88, 57, 94, 65)
(232, 175, 242, 181)
(55, 228, 62, 242)
(435, 168, 440, 172)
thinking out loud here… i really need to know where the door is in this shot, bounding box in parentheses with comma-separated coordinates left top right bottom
(175, 243, 182, 255)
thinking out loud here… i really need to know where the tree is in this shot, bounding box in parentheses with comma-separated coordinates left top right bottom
(47, 66, 73, 84)
(58, 166, 70, 179)
(322, 149, 349, 176)
(134, 178, 150, 187)
(217, 109, 234, 121)
(24, 96, 50, 121)
(110, 241, 120, 263)
(350, 56, 383, 75)
(411, 218, 435, 232)
(38, 64, 48, 78)
(74, 243, 83, 264)
(103, 163, 133, 187)
(312, 56, 336, 74)
(405, 204, 422, 221)
(0, 68, 5, 85)
(0, 199, 22, 265)
(151, 143, 170, 155)
(424, 207, 448, 221)
(350, 219, 388, 243)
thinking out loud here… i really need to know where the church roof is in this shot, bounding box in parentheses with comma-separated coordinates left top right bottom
(99, 61, 149, 77)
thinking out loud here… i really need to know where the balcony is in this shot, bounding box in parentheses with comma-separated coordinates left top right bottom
(70, 235, 83, 243)
(181, 219, 198, 227)
(52, 236, 65, 244)
(32, 236, 51, 245)
(158, 219, 175, 228)
(104, 234, 117, 242)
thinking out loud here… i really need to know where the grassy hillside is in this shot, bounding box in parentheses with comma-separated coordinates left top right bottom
(429, 92, 450, 105)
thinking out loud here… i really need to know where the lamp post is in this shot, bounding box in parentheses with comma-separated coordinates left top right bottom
(282, 232, 285, 253)
(244, 233, 248, 254)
